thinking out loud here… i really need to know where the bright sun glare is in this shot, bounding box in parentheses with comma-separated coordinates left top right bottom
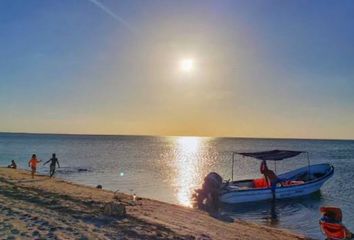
(179, 59, 194, 72)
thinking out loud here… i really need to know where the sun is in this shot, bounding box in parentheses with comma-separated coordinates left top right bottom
(179, 59, 194, 72)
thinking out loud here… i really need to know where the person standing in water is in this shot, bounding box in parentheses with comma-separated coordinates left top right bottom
(28, 154, 41, 178)
(44, 153, 60, 177)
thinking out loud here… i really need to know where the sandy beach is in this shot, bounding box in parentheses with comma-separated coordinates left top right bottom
(0, 168, 308, 240)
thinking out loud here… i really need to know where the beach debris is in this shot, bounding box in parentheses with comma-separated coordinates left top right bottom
(103, 202, 126, 217)
(209, 212, 234, 223)
(96, 185, 102, 189)
(78, 168, 88, 172)
(113, 190, 122, 201)
(196, 234, 212, 240)
(112, 189, 140, 207)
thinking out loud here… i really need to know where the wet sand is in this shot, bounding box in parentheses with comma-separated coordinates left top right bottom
(0, 168, 308, 240)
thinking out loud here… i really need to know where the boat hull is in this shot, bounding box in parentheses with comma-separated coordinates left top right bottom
(219, 163, 334, 204)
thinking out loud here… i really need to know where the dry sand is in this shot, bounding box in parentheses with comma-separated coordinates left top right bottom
(0, 168, 309, 240)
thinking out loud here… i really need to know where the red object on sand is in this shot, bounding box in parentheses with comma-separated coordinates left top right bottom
(319, 206, 353, 240)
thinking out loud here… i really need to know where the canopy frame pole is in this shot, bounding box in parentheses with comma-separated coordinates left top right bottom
(272, 160, 277, 202)
(306, 151, 311, 180)
(232, 152, 235, 181)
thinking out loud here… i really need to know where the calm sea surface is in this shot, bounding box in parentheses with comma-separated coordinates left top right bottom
(1, 133, 353, 239)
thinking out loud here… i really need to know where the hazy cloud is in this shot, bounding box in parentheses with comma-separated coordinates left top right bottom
(88, 0, 137, 34)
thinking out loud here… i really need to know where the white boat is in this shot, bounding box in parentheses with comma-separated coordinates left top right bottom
(194, 150, 334, 206)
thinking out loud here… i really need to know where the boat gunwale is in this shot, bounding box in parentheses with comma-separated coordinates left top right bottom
(221, 163, 334, 194)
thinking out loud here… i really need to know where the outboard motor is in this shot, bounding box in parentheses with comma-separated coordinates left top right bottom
(193, 172, 223, 211)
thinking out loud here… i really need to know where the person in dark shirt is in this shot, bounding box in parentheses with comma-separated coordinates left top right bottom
(260, 160, 278, 186)
(7, 160, 17, 169)
(44, 153, 60, 177)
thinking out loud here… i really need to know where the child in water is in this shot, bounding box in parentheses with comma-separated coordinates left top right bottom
(28, 154, 41, 178)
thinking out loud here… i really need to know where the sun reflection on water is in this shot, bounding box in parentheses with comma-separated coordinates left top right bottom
(173, 137, 205, 207)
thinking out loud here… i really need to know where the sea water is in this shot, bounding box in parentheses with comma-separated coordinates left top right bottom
(0, 132, 353, 239)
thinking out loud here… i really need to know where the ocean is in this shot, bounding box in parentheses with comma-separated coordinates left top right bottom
(0, 132, 353, 239)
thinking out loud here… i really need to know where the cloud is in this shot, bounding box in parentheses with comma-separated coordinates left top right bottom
(88, 0, 137, 34)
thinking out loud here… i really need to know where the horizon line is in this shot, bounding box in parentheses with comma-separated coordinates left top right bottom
(0, 131, 353, 142)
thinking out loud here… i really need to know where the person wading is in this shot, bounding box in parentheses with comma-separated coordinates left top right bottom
(44, 153, 60, 177)
(28, 154, 41, 179)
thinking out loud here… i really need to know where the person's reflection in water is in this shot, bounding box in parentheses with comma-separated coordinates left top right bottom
(262, 201, 279, 225)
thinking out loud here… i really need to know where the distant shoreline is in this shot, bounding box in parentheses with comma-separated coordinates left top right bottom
(0, 168, 307, 240)
(1, 131, 353, 142)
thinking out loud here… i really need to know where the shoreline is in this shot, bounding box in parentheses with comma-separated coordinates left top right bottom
(0, 168, 308, 239)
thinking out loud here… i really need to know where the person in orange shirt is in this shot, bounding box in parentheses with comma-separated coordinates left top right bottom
(28, 154, 41, 178)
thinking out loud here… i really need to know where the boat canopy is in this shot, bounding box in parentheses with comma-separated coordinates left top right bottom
(236, 150, 304, 161)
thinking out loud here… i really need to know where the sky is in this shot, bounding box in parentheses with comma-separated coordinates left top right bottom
(0, 0, 354, 139)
